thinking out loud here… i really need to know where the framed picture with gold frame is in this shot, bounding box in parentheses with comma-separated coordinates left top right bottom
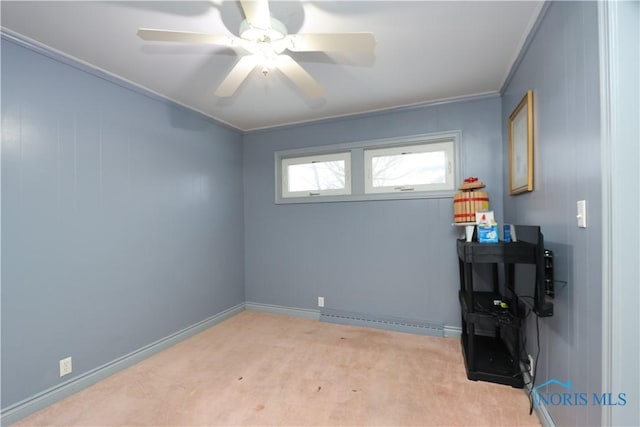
(508, 90, 534, 195)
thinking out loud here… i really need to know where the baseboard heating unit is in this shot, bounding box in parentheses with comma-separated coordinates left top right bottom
(320, 308, 444, 337)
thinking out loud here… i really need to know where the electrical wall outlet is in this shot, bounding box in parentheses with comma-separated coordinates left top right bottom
(59, 357, 72, 377)
(318, 296, 325, 308)
(528, 354, 534, 378)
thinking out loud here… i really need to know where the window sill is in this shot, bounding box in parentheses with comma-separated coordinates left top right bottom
(276, 190, 456, 204)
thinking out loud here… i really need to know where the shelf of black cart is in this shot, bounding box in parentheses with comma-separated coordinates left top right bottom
(459, 291, 520, 327)
(461, 334, 524, 388)
(457, 240, 537, 264)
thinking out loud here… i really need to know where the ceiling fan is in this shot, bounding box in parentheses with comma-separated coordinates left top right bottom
(137, 0, 376, 99)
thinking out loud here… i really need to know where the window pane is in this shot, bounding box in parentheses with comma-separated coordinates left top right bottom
(371, 151, 446, 187)
(288, 160, 346, 192)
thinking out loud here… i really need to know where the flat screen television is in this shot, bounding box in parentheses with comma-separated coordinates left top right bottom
(511, 225, 553, 317)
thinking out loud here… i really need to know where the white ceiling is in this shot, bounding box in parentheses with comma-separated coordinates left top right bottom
(1, 1, 543, 131)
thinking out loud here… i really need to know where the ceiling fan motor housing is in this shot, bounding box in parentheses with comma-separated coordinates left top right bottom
(239, 17, 287, 43)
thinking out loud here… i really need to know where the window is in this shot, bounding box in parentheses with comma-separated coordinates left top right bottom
(281, 152, 351, 198)
(275, 131, 460, 204)
(364, 142, 455, 194)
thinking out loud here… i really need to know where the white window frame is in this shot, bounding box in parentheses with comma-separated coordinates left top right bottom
(281, 152, 351, 198)
(275, 131, 461, 204)
(364, 141, 455, 194)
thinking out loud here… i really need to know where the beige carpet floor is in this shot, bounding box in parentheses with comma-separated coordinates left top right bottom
(14, 311, 540, 426)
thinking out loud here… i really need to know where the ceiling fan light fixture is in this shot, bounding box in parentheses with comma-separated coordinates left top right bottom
(254, 45, 278, 70)
(137, 0, 374, 99)
(239, 17, 287, 43)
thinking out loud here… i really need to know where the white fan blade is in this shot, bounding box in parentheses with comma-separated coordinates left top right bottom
(215, 55, 259, 97)
(275, 55, 325, 99)
(137, 28, 234, 45)
(287, 33, 376, 52)
(240, 0, 271, 30)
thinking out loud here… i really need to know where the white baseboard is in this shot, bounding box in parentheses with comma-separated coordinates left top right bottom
(0, 303, 244, 426)
(245, 301, 320, 319)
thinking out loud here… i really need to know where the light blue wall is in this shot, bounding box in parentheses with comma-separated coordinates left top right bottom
(501, 2, 602, 425)
(244, 96, 503, 327)
(1, 38, 245, 409)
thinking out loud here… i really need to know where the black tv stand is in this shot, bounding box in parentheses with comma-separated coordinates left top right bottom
(456, 239, 540, 388)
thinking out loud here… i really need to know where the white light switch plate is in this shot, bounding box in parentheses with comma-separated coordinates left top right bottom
(577, 200, 587, 228)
